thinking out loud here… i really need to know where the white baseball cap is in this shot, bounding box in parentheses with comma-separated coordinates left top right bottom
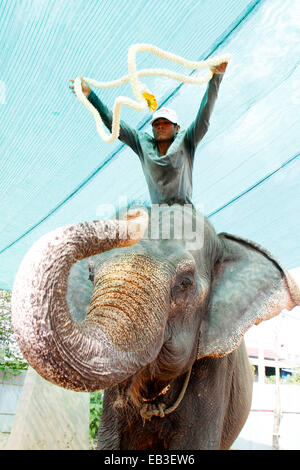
(150, 107, 178, 125)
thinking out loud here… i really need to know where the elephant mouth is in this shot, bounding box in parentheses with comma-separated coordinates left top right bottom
(115, 365, 173, 409)
(114, 333, 194, 411)
(114, 359, 193, 423)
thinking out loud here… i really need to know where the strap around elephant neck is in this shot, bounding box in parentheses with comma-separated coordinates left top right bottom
(139, 366, 192, 422)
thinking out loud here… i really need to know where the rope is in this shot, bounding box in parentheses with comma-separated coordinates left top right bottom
(140, 366, 192, 421)
(74, 43, 231, 143)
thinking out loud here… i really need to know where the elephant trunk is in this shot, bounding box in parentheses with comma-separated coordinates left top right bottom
(11, 213, 168, 392)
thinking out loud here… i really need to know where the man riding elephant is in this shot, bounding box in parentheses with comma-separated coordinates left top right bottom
(69, 62, 227, 206)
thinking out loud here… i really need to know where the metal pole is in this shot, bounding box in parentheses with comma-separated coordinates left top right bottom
(272, 321, 281, 450)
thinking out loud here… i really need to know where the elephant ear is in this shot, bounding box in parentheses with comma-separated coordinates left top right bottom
(197, 233, 300, 359)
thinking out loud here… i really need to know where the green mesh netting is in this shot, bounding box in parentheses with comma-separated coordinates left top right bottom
(0, 0, 299, 289)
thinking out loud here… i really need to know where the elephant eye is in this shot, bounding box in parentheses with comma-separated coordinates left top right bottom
(180, 277, 193, 289)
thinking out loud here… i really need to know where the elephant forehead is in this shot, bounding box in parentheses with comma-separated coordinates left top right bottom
(96, 252, 173, 280)
(94, 240, 201, 281)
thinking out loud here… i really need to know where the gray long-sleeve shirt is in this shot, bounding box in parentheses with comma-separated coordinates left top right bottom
(88, 73, 223, 205)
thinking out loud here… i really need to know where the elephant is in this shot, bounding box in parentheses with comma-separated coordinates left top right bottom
(11, 203, 300, 450)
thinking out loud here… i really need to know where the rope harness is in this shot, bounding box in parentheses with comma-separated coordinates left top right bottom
(74, 43, 231, 143)
(139, 366, 192, 421)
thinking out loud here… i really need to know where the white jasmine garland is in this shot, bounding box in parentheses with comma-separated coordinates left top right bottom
(74, 43, 231, 143)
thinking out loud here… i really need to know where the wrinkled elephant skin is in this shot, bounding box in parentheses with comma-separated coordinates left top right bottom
(11, 205, 300, 449)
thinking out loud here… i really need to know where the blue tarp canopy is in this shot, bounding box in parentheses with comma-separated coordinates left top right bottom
(0, 0, 299, 290)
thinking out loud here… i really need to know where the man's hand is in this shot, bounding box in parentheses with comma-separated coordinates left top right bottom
(210, 61, 228, 75)
(69, 78, 91, 97)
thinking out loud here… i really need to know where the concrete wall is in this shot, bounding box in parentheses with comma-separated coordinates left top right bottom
(0, 367, 90, 450)
(0, 370, 27, 432)
(232, 383, 300, 450)
(0, 370, 27, 448)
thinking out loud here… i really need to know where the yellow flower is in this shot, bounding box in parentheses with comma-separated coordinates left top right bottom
(142, 92, 158, 112)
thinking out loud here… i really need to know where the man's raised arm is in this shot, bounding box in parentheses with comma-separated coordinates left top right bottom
(184, 62, 228, 156)
(69, 79, 141, 155)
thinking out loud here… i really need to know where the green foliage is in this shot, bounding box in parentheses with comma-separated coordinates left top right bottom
(0, 290, 12, 348)
(90, 391, 104, 443)
(286, 368, 300, 385)
(265, 375, 278, 384)
(0, 289, 28, 372)
(265, 368, 300, 385)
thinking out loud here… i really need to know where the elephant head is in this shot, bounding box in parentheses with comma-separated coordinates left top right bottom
(11, 204, 300, 404)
